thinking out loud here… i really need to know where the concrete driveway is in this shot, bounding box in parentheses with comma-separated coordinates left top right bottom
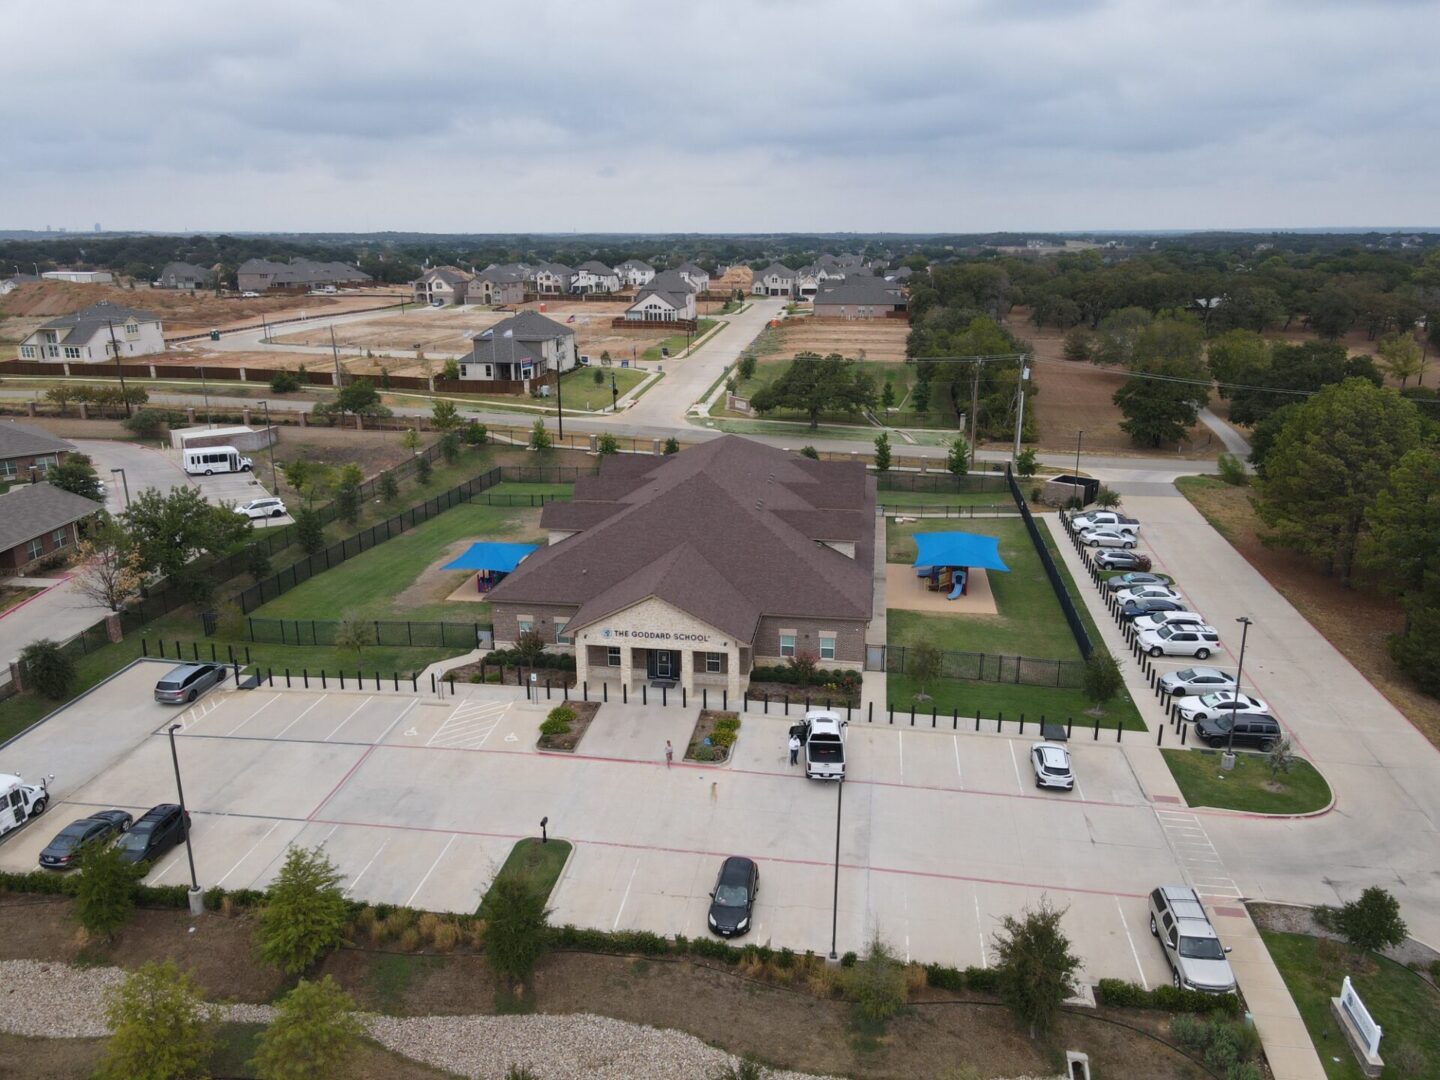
(71, 439, 188, 513)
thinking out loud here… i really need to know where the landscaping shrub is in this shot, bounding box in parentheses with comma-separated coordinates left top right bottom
(713, 715, 740, 733)
(539, 716, 571, 737)
(924, 963, 966, 992)
(1217, 452, 1248, 486)
(964, 966, 1000, 993)
(269, 369, 302, 394)
(485, 647, 576, 671)
(1319, 885, 1408, 952)
(845, 934, 908, 1026)
(692, 745, 715, 761)
(483, 877, 550, 985)
(1096, 978, 1240, 1016)
(1169, 1013, 1261, 1073)
(73, 842, 146, 940)
(255, 846, 350, 974)
(251, 976, 362, 1080)
(546, 706, 576, 725)
(708, 728, 737, 749)
(841, 951, 857, 968)
(96, 961, 216, 1080)
(19, 638, 76, 700)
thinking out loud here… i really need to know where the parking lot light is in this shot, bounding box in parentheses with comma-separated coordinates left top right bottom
(540, 816, 548, 844)
(167, 723, 204, 915)
(1224, 617, 1254, 768)
(109, 467, 130, 509)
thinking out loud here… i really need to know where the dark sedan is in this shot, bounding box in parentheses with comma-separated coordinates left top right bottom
(38, 810, 133, 870)
(707, 856, 758, 937)
(1120, 597, 1190, 621)
(115, 804, 191, 865)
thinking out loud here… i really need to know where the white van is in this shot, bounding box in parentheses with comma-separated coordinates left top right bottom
(0, 772, 51, 838)
(183, 445, 253, 476)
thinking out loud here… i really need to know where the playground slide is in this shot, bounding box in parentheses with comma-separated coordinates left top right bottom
(948, 571, 967, 601)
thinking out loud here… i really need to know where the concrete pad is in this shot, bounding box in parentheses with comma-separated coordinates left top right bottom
(578, 703, 699, 764)
(884, 563, 998, 614)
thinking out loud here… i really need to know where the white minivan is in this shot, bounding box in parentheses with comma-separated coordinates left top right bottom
(183, 445, 253, 476)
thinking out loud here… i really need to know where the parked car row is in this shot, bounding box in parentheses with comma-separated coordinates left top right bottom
(39, 803, 190, 870)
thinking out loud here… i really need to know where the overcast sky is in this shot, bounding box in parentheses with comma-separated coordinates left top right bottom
(4, 0, 1436, 234)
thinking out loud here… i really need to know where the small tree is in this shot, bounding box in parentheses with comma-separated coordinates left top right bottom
(873, 432, 891, 473)
(1333, 886, 1408, 953)
(1217, 452, 1248, 486)
(270, 369, 302, 394)
(481, 877, 550, 986)
(431, 398, 461, 431)
(1265, 737, 1295, 780)
(19, 639, 75, 700)
(663, 436, 680, 455)
(333, 618, 374, 656)
(122, 408, 168, 440)
(881, 379, 896, 413)
(1062, 328, 1094, 362)
(71, 522, 145, 612)
(529, 419, 552, 451)
(596, 433, 619, 456)
(846, 932, 907, 1027)
(1094, 486, 1122, 509)
(74, 841, 146, 940)
(294, 508, 325, 555)
(334, 463, 363, 524)
(439, 429, 461, 463)
(738, 354, 757, 381)
(1015, 447, 1039, 478)
(911, 379, 930, 415)
(379, 471, 399, 502)
(1082, 651, 1123, 714)
(281, 459, 310, 493)
(514, 628, 546, 679)
(251, 976, 363, 1080)
(401, 428, 420, 452)
(787, 650, 819, 686)
(441, 358, 461, 381)
(946, 436, 970, 477)
(256, 846, 350, 974)
(465, 420, 488, 445)
(799, 445, 819, 460)
(992, 898, 1081, 1039)
(415, 455, 433, 486)
(593, 367, 604, 385)
(48, 452, 105, 501)
(909, 643, 942, 698)
(245, 543, 272, 582)
(96, 962, 216, 1080)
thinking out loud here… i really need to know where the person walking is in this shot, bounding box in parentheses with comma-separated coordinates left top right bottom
(788, 732, 801, 767)
(665, 740, 674, 768)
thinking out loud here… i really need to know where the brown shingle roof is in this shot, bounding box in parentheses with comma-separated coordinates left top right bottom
(0, 482, 100, 553)
(488, 437, 874, 639)
(0, 422, 75, 462)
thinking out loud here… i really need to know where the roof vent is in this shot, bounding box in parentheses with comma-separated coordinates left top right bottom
(755, 499, 764, 509)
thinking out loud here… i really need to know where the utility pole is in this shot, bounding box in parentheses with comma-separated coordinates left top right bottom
(969, 361, 981, 453)
(1224, 617, 1254, 768)
(329, 325, 343, 385)
(553, 364, 564, 440)
(1012, 359, 1030, 461)
(262, 400, 279, 493)
(106, 320, 132, 417)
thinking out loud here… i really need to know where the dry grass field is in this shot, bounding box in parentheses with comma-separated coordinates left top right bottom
(773, 316, 910, 361)
(271, 306, 507, 356)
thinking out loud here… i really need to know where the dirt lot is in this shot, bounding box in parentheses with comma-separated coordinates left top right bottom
(0, 897, 1210, 1080)
(774, 317, 910, 361)
(1177, 476, 1440, 749)
(0, 280, 406, 340)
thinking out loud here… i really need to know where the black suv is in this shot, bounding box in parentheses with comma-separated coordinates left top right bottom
(1194, 715, 1283, 751)
(115, 804, 191, 865)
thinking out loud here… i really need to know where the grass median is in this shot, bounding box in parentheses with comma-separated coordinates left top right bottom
(1161, 748, 1332, 814)
(480, 838, 572, 913)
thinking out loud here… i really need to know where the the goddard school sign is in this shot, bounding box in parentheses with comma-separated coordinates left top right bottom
(601, 628, 711, 644)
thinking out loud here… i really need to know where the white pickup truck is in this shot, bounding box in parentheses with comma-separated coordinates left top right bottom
(791, 710, 848, 781)
(0, 772, 51, 838)
(1071, 510, 1140, 536)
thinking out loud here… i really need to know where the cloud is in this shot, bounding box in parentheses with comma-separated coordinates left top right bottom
(1, 0, 1436, 231)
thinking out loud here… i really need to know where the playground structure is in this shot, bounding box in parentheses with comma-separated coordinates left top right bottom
(889, 531, 1010, 616)
(441, 541, 539, 601)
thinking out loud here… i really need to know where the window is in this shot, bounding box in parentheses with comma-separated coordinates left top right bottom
(516, 617, 534, 636)
(607, 646, 621, 667)
(459, 364, 467, 377)
(47, 345, 60, 358)
(26, 538, 43, 562)
(124, 323, 139, 335)
(0, 461, 14, 479)
(554, 620, 571, 646)
(51, 528, 68, 548)
(779, 633, 796, 658)
(63, 346, 81, 359)
(819, 634, 836, 661)
(19, 346, 35, 359)
(43, 331, 58, 344)
(35, 455, 57, 473)
(705, 653, 723, 673)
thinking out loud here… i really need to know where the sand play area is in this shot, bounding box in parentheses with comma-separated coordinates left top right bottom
(885, 563, 998, 615)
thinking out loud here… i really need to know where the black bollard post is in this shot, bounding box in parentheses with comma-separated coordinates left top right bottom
(1093, 715, 1099, 740)
(931, 705, 936, 728)
(1157, 724, 1164, 746)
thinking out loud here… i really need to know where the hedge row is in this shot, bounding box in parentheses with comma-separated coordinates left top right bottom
(0, 869, 266, 913)
(750, 665, 862, 689)
(1096, 978, 1241, 1016)
(549, 924, 740, 964)
(923, 962, 1002, 994)
(482, 648, 577, 671)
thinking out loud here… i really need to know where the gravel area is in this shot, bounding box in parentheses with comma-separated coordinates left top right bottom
(0, 959, 1063, 1079)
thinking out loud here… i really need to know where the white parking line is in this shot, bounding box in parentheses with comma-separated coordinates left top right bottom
(325, 696, 374, 741)
(225, 694, 279, 736)
(1008, 741, 1025, 793)
(897, 730, 904, 782)
(952, 735, 963, 788)
(1115, 897, 1148, 990)
(405, 835, 458, 908)
(274, 695, 328, 739)
(344, 840, 389, 896)
(374, 698, 419, 745)
(215, 820, 282, 887)
(974, 886, 987, 967)
(612, 856, 641, 930)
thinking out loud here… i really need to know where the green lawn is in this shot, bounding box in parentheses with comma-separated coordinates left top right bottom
(1262, 930, 1440, 1079)
(253, 483, 567, 624)
(559, 366, 647, 411)
(641, 318, 718, 361)
(877, 490, 1015, 508)
(1162, 748, 1332, 813)
(725, 356, 966, 430)
(884, 675, 1142, 730)
(480, 838, 572, 913)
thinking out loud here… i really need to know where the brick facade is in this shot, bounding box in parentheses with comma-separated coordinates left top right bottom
(0, 519, 79, 571)
(753, 615, 866, 668)
(491, 601, 580, 649)
(0, 449, 68, 484)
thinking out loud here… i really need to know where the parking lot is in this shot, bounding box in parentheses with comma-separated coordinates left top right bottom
(0, 660, 1185, 987)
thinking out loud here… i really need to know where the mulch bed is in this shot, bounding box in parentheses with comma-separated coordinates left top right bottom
(448, 661, 577, 690)
(536, 700, 599, 752)
(744, 681, 860, 709)
(684, 710, 738, 764)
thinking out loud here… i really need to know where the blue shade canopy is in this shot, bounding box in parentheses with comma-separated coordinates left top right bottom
(912, 532, 1010, 572)
(441, 542, 538, 573)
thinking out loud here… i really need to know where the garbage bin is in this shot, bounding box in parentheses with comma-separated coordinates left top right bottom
(208, 329, 220, 341)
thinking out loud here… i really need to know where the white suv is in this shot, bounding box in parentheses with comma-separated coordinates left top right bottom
(234, 496, 287, 520)
(1138, 623, 1219, 659)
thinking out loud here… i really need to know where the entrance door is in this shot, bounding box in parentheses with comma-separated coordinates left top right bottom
(650, 650, 675, 680)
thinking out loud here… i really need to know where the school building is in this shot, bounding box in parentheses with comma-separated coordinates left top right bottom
(487, 437, 875, 698)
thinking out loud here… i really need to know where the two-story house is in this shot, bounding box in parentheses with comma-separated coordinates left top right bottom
(571, 262, 621, 294)
(674, 262, 710, 294)
(411, 267, 472, 306)
(532, 263, 573, 295)
(18, 301, 166, 362)
(624, 270, 698, 323)
(752, 263, 796, 297)
(459, 311, 577, 388)
(615, 259, 655, 287)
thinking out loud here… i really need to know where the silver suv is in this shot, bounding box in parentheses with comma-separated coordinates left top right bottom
(1148, 885, 1236, 993)
(154, 663, 228, 704)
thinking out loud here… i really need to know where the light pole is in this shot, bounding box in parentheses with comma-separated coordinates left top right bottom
(166, 723, 204, 914)
(262, 400, 279, 494)
(829, 776, 843, 960)
(1225, 617, 1254, 765)
(110, 467, 130, 509)
(610, 374, 619, 414)
(1073, 430, 1084, 507)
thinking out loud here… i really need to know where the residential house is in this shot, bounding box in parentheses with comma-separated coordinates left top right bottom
(411, 267, 473, 306)
(614, 259, 655, 287)
(532, 263, 573, 295)
(571, 261, 621, 294)
(0, 422, 75, 484)
(0, 274, 39, 297)
(460, 311, 577, 387)
(674, 262, 710, 294)
(469, 264, 528, 305)
(18, 301, 166, 362)
(236, 258, 371, 293)
(0, 482, 102, 571)
(711, 264, 752, 295)
(752, 263, 796, 297)
(155, 262, 211, 290)
(812, 277, 907, 320)
(624, 270, 698, 323)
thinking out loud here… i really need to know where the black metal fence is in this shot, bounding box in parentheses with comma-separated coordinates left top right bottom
(1007, 465, 1094, 659)
(877, 502, 1018, 519)
(242, 617, 490, 649)
(876, 466, 1008, 494)
(882, 642, 1084, 688)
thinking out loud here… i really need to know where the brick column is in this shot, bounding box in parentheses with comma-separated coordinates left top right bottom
(299, 411, 309, 427)
(679, 650, 695, 695)
(105, 611, 123, 644)
(242, 408, 252, 426)
(588, 434, 598, 454)
(9, 659, 25, 693)
(620, 646, 635, 692)
(78, 402, 88, 419)
(727, 646, 742, 702)
(575, 643, 590, 690)
(186, 407, 196, 423)
(25, 402, 36, 417)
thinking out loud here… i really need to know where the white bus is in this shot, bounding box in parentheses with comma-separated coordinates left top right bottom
(183, 445, 253, 476)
